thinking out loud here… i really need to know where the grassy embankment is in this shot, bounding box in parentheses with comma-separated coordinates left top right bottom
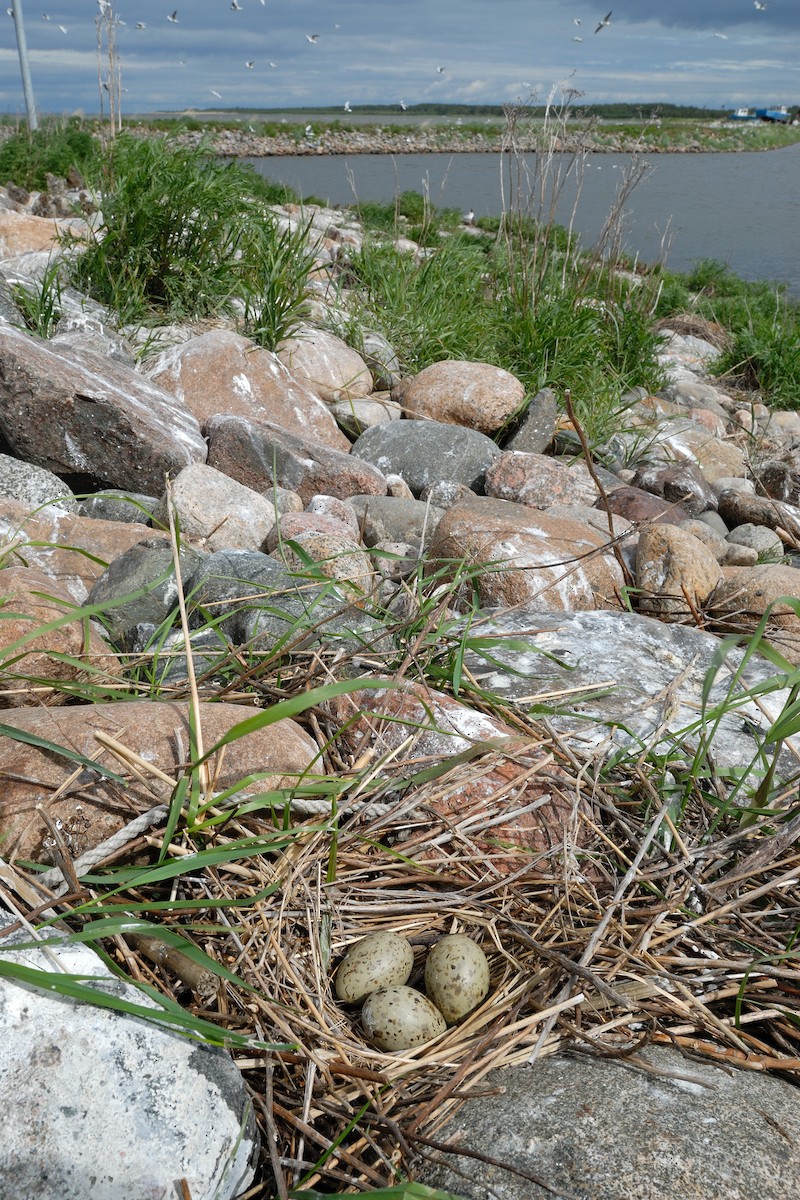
(1, 119, 800, 1199)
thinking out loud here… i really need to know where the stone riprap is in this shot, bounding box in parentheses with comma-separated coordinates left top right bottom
(2, 180, 800, 1198)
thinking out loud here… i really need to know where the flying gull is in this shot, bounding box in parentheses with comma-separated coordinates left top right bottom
(167, 10, 178, 23)
(306, 33, 319, 42)
(594, 10, 612, 33)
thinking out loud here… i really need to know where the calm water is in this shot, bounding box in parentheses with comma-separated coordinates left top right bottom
(242, 145, 800, 295)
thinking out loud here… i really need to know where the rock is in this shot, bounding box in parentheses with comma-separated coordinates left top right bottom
(709, 564, 800, 663)
(0, 699, 321, 862)
(631, 460, 718, 517)
(277, 326, 372, 402)
(87, 537, 206, 642)
(360, 329, 402, 390)
(0, 497, 168, 602)
(329, 393, 402, 438)
(184, 548, 384, 656)
(679, 518, 729, 562)
(417, 1046, 800, 1200)
(599, 485, 691, 526)
(635, 524, 722, 617)
(0, 566, 119, 706)
(350, 418, 501, 496)
(485, 452, 598, 509)
(0, 452, 77, 512)
(347, 494, 445, 549)
(147, 328, 350, 451)
(0, 209, 88, 256)
(723, 542, 759, 566)
(727, 523, 785, 562)
(323, 682, 583, 871)
(459, 606, 800, 777)
(428, 495, 625, 611)
(151, 462, 280, 552)
(503, 386, 558, 454)
(396, 359, 524, 436)
(79, 489, 159, 524)
(270, 529, 375, 598)
(0, 912, 258, 1200)
(0, 325, 207, 493)
(206, 413, 388, 505)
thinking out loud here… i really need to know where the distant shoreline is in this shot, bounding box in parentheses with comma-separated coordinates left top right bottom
(168, 123, 800, 159)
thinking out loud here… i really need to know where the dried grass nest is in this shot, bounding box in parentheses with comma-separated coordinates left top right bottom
(7, 686, 799, 1199)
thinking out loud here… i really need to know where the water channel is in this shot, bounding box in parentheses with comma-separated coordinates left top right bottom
(240, 145, 800, 295)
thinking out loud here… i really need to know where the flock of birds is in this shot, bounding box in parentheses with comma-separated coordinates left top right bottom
(7, 1, 778, 110)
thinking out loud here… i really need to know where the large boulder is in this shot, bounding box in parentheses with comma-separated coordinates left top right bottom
(0, 913, 258, 1200)
(0, 326, 207, 493)
(351, 419, 501, 497)
(0, 699, 321, 863)
(417, 1046, 800, 1200)
(396, 359, 524, 436)
(147, 328, 350, 451)
(428, 495, 625, 611)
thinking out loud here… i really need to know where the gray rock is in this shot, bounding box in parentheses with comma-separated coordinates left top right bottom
(360, 328, 402, 390)
(727, 522, 785, 561)
(119, 622, 230, 687)
(80, 489, 159, 524)
(350, 418, 502, 496)
(0, 271, 24, 325)
(417, 1047, 800, 1200)
(329, 394, 402, 438)
(419, 480, 475, 509)
(347, 494, 445, 548)
(0, 910, 258, 1200)
(461, 607, 800, 779)
(184, 548, 386, 658)
(87, 538, 207, 642)
(503, 386, 558, 454)
(0, 452, 77, 512)
(50, 326, 138, 368)
(694, 508, 729, 537)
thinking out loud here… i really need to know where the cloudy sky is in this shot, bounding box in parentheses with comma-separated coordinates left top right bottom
(1, 0, 798, 117)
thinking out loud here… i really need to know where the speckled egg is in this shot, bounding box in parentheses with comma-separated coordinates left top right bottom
(334, 931, 414, 1005)
(424, 934, 490, 1024)
(361, 985, 447, 1051)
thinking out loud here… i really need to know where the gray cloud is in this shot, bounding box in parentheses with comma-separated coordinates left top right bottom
(1, 0, 797, 116)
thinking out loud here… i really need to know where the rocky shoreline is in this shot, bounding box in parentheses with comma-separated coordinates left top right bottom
(1, 180, 800, 1199)
(161, 122, 792, 158)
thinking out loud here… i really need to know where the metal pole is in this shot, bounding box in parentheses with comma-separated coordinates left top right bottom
(9, 0, 39, 131)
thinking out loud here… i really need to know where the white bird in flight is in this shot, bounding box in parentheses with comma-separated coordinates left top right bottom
(437, 65, 445, 73)
(343, 100, 351, 112)
(167, 10, 178, 23)
(573, 17, 581, 25)
(245, 60, 254, 68)
(754, 1, 768, 9)
(399, 100, 407, 110)
(306, 33, 319, 42)
(230, 0, 242, 10)
(136, 21, 146, 29)
(713, 32, 728, 39)
(268, 61, 276, 67)
(210, 89, 222, 98)
(42, 11, 50, 18)
(58, 23, 67, 32)
(594, 10, 612, 33)
(573, 35, 583, 41)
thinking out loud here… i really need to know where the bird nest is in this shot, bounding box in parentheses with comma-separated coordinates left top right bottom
(5, 696, 800, 1198)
